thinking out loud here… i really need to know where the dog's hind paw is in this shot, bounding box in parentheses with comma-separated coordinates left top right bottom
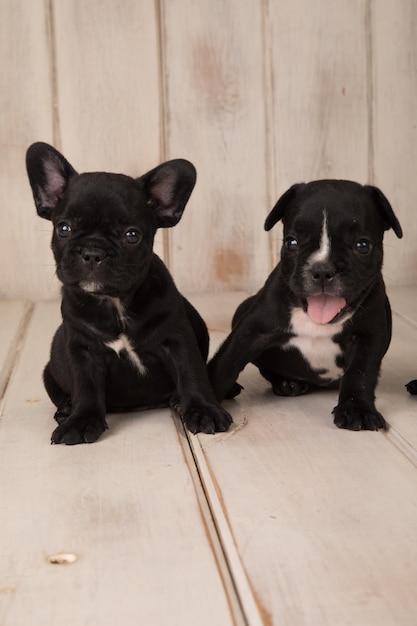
(406, 379, 417, 395)
(224, 382, 244, 399)
(169, 395, 182, 414)
(183, 403, 233, 435)
(51, 416, 108, 445)
(332, 403, 387, 431)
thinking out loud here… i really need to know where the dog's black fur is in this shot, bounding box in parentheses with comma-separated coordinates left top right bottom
(208, 180, 403, 430)
(26, 142, 232, 444)
(406, 380, 417, 395)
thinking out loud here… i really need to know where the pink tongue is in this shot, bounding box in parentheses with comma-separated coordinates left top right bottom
(307, 295, 346, 324)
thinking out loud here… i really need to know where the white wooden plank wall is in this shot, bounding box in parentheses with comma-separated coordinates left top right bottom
(0, 0, 416, 300)
(372, 0, 417, 284)
(266, 0, 371, 263)
(160, 0, 270, 291)
(0, 0, 56, 301)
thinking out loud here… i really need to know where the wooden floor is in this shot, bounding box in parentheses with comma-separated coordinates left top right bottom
(1, 288, 417, 626)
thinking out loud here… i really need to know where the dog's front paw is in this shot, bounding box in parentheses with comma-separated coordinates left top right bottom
(406, 379, 417, 395)
(51, 415, 108, 445)
(183, 403, 233, 435)
(333, 402, 386, 431)
(54, 402, 72, 425)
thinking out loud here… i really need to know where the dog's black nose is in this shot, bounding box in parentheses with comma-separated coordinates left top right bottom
(310, 263, 336, 284)
(80, 247, 106, 266)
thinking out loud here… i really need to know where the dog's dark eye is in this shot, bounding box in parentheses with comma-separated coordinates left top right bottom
(124, 228, 141, 245)
(284, 236, 299, 252)
(56, 222, 72, 238)
(355, 238, 372, 255)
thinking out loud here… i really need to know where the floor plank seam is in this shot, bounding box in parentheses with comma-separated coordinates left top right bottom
(172, 411, 250, 626)
(178, 419, 268, 626)
(0, 301, 34, 415)
(383, 425, 417, 468)
(393, 309, 417, 330)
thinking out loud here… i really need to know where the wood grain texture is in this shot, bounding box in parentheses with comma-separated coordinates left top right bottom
(378, 287, 417, 459)
(0, 301, 235, 626)
(0, 2, 416, 297)
(188, 290, 417, 626)
(53, 0, 161, 175)
(1, 290, 417, 625)
(52, 0, 165, 259)
(0, 301, 31, 402)
(267, 0, 370, 263)
(160, 0, 270, 293)
(0, 0, 58, 300)
(372, 0, 417, 287)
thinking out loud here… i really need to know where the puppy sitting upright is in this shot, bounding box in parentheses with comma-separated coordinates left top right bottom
(208, 180, 402, 430)
(26, 142, 232, 444)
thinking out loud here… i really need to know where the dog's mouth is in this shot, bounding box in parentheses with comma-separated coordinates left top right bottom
(306, 294, 347, 324)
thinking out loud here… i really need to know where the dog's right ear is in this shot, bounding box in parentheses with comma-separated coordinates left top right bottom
(264, 183, 305, 231)
(26, 142, 77, 220)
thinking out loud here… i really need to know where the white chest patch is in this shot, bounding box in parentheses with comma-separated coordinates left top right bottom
(106, 334, 147, 377)
(285, 307, 344, 381)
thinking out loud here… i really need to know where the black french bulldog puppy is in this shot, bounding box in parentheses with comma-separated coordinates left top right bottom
(208, 180, 403, 431)
(26, 142, 232, 444)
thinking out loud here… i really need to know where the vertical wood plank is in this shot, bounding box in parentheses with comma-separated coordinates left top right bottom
(53, 0, 161, 175)
(1, 1, 416, 295)
(0, 0, 58, 300)
(161, 0, 270, 293)
(53, 0, 165, 258)
(372, 0, 417, 286)
(268, 0, 370, 262)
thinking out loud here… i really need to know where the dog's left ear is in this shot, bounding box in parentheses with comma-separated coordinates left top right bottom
(139, 159, 197, 228)
(264, 183, 306, 231)
(365, 185, 403, 238)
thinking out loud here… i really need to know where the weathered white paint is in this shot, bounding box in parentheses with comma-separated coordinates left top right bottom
(0, 1, 415, 299)
(0, 301, 238, 626)
(188, 288, 417, 626)
(1, 290, 417, 624)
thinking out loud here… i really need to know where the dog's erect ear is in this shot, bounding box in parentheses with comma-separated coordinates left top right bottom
(26, 142, 77, 220)
(139, 159, 197, 228)
(364, 185, 403, 238)
(264, 183, 305, 231)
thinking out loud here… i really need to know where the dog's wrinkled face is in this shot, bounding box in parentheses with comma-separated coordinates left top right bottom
(51, 174, 156, 295)
(26, 142, 196, 298)
(265, 180, 403, 324)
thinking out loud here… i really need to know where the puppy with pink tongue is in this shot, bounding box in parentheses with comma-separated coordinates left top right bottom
(209, 180, 402, 431)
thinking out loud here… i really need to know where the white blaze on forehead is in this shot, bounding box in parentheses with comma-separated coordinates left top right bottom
(308, 210, 330, 264)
